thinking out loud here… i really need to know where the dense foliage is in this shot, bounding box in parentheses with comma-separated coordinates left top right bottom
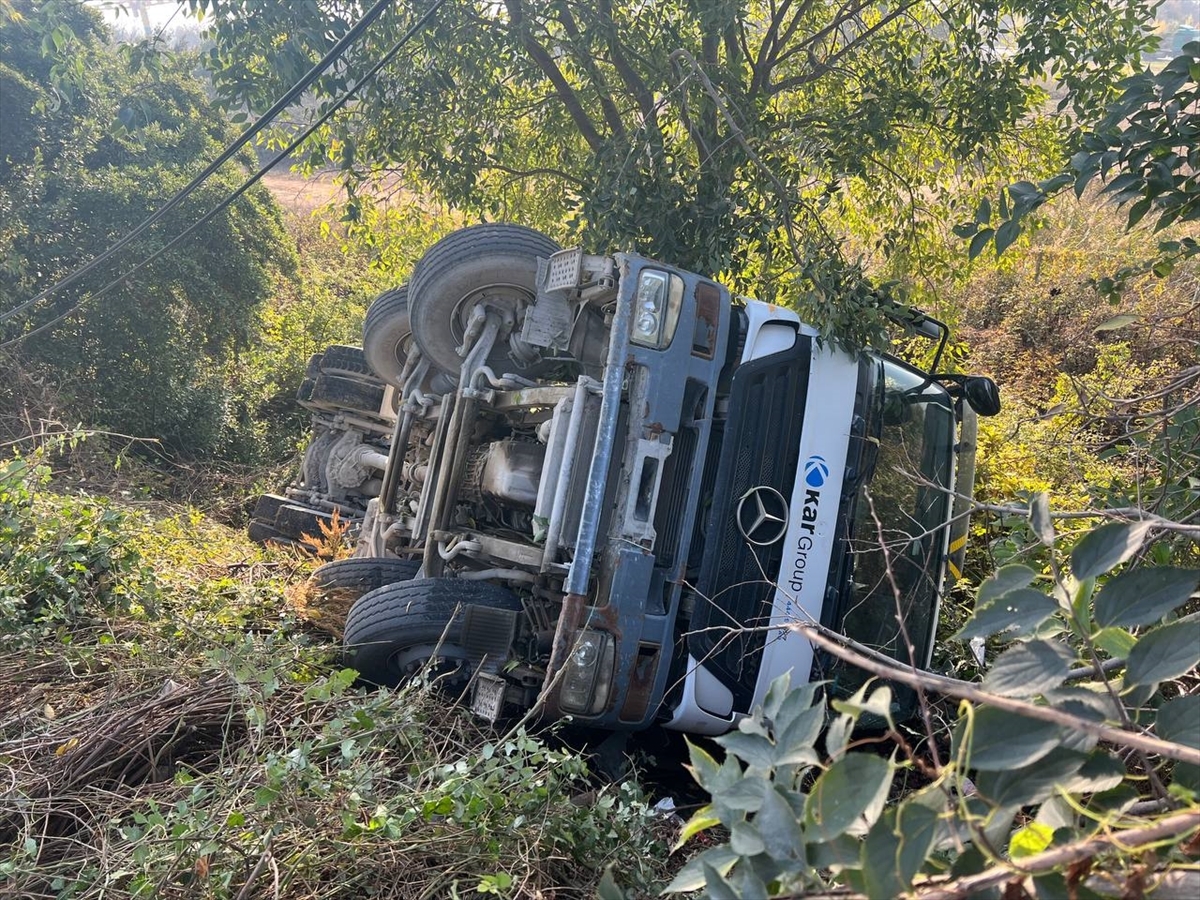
(0, 448, 670, 897)
(0, 0, 291, 457)
(187, 0, 1158, 344)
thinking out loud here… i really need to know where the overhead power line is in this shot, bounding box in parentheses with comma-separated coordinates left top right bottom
(0, 0, 396, 328)
(2, 0, 448, 350)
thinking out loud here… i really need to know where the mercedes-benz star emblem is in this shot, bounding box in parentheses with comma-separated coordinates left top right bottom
(736, 485, 789, 546)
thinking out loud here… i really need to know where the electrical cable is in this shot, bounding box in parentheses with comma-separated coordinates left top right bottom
(1, 0, 448, 350)
(0, 0, 396, 326)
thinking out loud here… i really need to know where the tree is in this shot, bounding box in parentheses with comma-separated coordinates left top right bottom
(0, 0, 292, 457)
(188, 0, 1157, 343)
(965, 40, 1200, 294)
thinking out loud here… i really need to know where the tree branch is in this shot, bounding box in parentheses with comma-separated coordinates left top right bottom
(503, 0, 605, 152)
(916, 811, 1200, 900)
(796, 625, 1200, 766)
(553, 2, 627, 142)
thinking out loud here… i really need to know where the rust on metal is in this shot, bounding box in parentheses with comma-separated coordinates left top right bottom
(619, 644, 660, 722)
(538, 592, 589, 719)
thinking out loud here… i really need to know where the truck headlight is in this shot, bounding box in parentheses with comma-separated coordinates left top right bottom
(630, 270, 684, 349)
(559, 629, 616, 715)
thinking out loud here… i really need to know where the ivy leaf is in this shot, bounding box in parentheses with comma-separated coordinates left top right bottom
(1092, 567, 1200, 628)
(805, 753, 892, 841)
(1070, 520, 1153, 580)
(1125, 620, 1200, 687)
(954, 588, 1059, 641)
(956, 706, 1065, 770)
(982, 639, 1076, 698)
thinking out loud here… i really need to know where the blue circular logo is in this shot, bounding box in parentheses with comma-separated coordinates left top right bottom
(804, 455, 829, 488)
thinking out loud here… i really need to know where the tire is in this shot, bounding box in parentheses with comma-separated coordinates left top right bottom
(362, 286, 412, 386)
(305, 352, 324, 379)
(309, 373, 385, 415)
(312, 556, 421, 597)
(274, 503, 342, 540)
(252, 493, 291, 524)
(344, 578, 522, 689)
(248, 519, 298, 547)
(320, 344, 371, 379)
(296, 377, 315, 403)
(407, 224, 560, 376)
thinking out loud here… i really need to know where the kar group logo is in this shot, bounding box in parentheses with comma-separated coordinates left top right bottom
(804, 454, 829, 489)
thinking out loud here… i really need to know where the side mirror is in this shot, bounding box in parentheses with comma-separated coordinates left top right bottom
(963, 376, 1001, 417)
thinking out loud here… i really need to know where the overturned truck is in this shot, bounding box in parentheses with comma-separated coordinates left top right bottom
(252, 224, 999, 735)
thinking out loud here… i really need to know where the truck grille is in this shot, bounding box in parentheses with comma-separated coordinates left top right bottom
(652, 424, 697, 568)
(688, 337, 811, 710)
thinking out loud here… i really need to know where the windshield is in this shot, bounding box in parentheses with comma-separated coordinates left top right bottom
(829, 357, 955, 694)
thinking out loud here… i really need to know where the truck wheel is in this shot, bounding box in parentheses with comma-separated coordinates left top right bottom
(407, 224, 560, 376)
(309, 373, 386, 415)
(311, 556, 421, 598)
(362, 286, 412, 386)
(319, 344, 371, 379)
(248, 519, 298, 547)
(344, 578, 522, 689)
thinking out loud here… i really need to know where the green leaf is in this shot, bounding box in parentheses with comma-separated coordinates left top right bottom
(1058, 751, 1127, 795)
(597, 866, 625, 900)
(702, 863, 739, 900)
(968, 228, 994, 260)
(1070, 520, 1153, 580)
(957, 706, 1065, 771)
(1009, 822, 1054, 859)
(729, 821, 765, 856)
(672, 805, 720, 851)
(973, 747, 1090, 806)
(756, 785, 804, 860)
(979, 564, 1038, 604)
(1094, 314, 1140, 332)
(954, 588, 1060, 641)
(663, 846, 738, 894)
(1029, 493, 1054, 546)
(1125, 620, 1200, 687)
(714, 729, 775, 769)
(716, 774, 767, 812)
(895, 801, 939, 888)
(982, 639, 1075, 698)
(994, 218, 1021, 255)
(686, 740, 720, 790)
(975, 197, 992, 224)
(1092, 626, 1136, 659)
(861, 809, 905, 899)
(1156, 694, 1200, 748)
(805, 753, 892, 841)
(1092, 567, 1200, 628)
